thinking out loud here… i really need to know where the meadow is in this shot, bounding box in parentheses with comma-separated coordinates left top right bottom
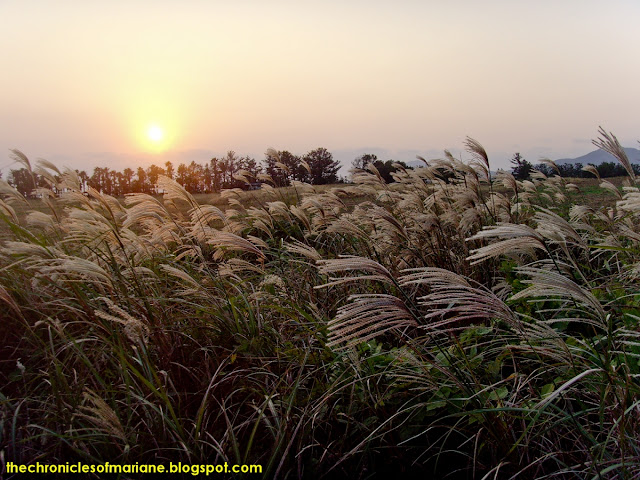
(2, 131, 640, 478)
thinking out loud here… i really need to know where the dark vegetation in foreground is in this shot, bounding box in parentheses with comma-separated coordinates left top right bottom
(2, 128, 640, 478)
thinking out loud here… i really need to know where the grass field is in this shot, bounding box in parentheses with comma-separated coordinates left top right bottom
(2, 137, 640, 478)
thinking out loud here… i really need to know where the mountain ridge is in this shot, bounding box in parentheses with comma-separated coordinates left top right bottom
(555, 147, 640, 165)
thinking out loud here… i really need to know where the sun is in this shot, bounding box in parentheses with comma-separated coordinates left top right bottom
(132, 115, 176, 153)
(147, 125, 164, 143)
(141, 123, 170, 152)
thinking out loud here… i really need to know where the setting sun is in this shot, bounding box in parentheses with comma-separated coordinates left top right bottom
(139, 122, 173, 152)
(147, 125, 164, 143)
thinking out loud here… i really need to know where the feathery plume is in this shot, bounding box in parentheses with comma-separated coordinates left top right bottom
(327, 294, 417, 348)
(10, 149, 32, 171)
(0, 178, 29, 206)
(592, 127, 635, 181)
(510, 267, 607, 328)
(316, 256, 396, 287)
(207, 231, 266, 261)
(581, 164, 600, 180)
(75, 389, 128, 444)
(467, 223, 547, 264)
(464, 137, 490, 175)
(94, 297, 149, 344)
(284, 239, 322, 261)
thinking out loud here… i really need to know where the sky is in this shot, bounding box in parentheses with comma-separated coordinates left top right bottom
(1, 0, 639, 176)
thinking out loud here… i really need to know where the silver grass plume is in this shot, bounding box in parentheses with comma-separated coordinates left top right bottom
(400, 267, 520, 330)
(218, 258, 265, 278)
(74, 389, 128, 445)
(9, 149, 33, 173)
(26, 211, 57, 232)
(316, 255, 396, 288)
(0, 178, 29, 207)
(60, 167, 82, 191)
(0, 284, 22, 317)
(467, 223, 547, 264)
(207, 231, 266, 261)
(0, 198, 19, 223)
(289, 205, 313, 233)
(37, 257, 114, 290)
(592, 127, 636, 182)
(616, 188, 640, 214)
(464, 137, 490, 181)
(582, 164, 600, 180)
(284, 239, 322, 262)
(326, 216, 371, 242)
(327, 294, 417, 348)
(124, 193, 174, 226)
(510, 266, 607, 329)
(599, 180, 623, 200)
(190, 204, 228, 227)
(157, 175, 199, 210)
(534, 208, 588, 248)
(94, 297, 149, 344)
(34, 158, 61, 187)
(539, 158, 561, 176)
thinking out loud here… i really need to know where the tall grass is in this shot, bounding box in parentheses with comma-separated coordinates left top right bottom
(2, 130, 640, 478)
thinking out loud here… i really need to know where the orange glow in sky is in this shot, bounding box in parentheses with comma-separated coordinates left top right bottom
(1, 1, 639, 172)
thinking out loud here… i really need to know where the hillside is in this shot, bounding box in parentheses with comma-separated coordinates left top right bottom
(556, 147, 640, 165)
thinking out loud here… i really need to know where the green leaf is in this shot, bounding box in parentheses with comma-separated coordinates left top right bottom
(541, 383, 555, 398)
(489, 386, 508, 401)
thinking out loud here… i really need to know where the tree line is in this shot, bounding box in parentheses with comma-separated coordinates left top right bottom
(10, 147, 635, 198)
(6, 148, 342, 197)
(534, 161, 640, 179)
(511, 153, 640, 180)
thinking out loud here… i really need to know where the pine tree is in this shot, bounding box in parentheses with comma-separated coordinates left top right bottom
(511, 152, 532, 180)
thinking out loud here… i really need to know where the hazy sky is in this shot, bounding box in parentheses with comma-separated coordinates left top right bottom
(1, 0, 639, 175)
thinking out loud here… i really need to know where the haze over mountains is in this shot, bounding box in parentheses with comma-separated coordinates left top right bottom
(556, 147, 640, 165)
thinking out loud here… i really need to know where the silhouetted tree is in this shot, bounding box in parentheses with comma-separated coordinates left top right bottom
(8, 168, 39, 196)
(239, 156, 261, 178)
(217, 151, 241, 188)
(511, 153, 532, 180)
(176, 163, 188, 188)
(352, 153, 377, 170)
(76, 170, 89, 193)
(146, 164, 165, 194)
(532, 163, 553, 177)
(210, 158, 222, 192)
(121, 168, 134, 194)
(371, 160, 411, 183)
(135, 167, 148, 194)
(164, 161, 174, 180)
(187, 161, 203, 192)
(264, 150, 291, 187)
(304, 147, 340, 185)
(202, 165, 213, 192)
(107, 169, 118, 195)
(279, 151, 306, 183)
(89, 167, 109, 193)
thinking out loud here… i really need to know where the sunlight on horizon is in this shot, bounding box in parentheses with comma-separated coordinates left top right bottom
(1, 1, 639, 171)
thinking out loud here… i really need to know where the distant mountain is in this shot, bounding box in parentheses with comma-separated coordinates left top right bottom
(556, 147, 640, 165)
